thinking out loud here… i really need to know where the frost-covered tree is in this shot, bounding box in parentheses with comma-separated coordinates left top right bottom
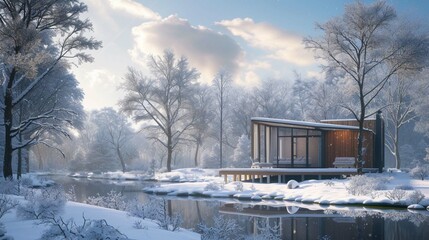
(89, 108, 136, 172)
(212, 70, 232, 168)
(0, 0, 101, 179)
(189, 85, 214, 167)
(120, 50, 199, 172)
(252, 78, 292, 119)
(68, 108, 137, 172)
(14, 63, 85, 177)
(382, 72, 429, 169)
(230, 90, 257, 138)
(232, 134, 251, 168)
(292, 73, 315, 121)
(304, 1, 429, 174)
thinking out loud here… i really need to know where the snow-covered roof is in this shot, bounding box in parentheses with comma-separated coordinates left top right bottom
(251, 117, 371, 131)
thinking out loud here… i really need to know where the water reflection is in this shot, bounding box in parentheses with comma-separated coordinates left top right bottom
(51, 176, 429, 240)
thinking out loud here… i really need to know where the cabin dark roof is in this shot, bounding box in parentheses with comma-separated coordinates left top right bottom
(251, 117, 371, 131)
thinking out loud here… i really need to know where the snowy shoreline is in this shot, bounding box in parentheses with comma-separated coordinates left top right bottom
(143, 171, 429, 210)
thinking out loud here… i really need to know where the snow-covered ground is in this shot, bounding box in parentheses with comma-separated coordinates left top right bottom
(144, 171, 429, 209)
(1, 195, 200, 240)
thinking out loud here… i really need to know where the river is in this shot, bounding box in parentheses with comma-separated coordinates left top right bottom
(51, 175, 429, 240)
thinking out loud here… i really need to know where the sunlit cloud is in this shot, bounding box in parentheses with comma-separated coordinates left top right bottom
(217, 18, 315, 66)
(129, 15, 244, 83)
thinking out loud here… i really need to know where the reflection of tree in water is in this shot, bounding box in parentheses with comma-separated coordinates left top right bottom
(324, 209, 428, 227)
(250, 218, 281, 240)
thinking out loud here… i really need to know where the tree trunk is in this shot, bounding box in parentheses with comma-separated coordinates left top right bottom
(166, 134, 172, 172)
(116, 147, 126, 173)
(357, 103, 365, 175)
(394, 127, 401, 169)
(3, 68, 17, 180)
(220, 104, 223, 169)
(17, 148, 22, 179)
(194, 141, 200, 167)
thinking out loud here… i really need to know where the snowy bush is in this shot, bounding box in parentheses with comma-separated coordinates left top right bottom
(232, 181, 244, 192)
(384, 189, 407, 201)
(127, 199, 155, 220)
(198, 215, 241, 240)
(232, 135, 252, 168)
(346, 175, 386, 196)
(409, 164, 429, 180)
(152, 200, 182, 231)
(41, 215, 128, 240)
(407, 190, 425, 204)
(128, 198, 182, 231)
(86, 190, 127, 211)
(0, 222, 13, 240)
(204, 182, 224, 191)
(0, 179, 20, 195)
(16, 187, 66, 220)
(66, 185, 77, 202)
(0, 195, 18, 219)
(324, 181, 335, 187)
(202, 143, 220, 169)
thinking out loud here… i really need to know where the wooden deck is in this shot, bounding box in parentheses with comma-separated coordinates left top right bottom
(219, 168, 358, 183)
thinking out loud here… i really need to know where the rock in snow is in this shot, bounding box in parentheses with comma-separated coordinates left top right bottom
(407, 204, 425, 210)
(286, 180, 299, 189)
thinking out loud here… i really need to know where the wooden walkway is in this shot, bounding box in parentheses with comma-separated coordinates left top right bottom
(218, 168, 358, 183)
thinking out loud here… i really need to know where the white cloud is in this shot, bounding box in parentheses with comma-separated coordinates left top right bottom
(217, 18, 315, 66)
(129, 15, 244, 83)
(107, 0, 161, 20)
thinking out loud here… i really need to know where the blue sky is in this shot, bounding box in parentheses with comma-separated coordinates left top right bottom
(76, 0, 429, 110)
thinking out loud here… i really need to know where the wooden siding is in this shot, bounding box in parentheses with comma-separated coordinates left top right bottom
(323, 120, 375, 168)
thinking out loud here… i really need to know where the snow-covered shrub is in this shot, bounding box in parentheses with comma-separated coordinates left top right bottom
(384, 189, 407, 201)
(407, 190, 425, 204)
(16, 187, 66, 220)
(65, 185, 77, 202)
(324, 181, 335, 187)
(127, 199, 155, 220)
(198, 215, 241, 240)
(409, 164, 429, 180)
(0, 179, 19, 195)
(152, 200, 182, 231)
(41, 216, 128, 240)
(128, 198, 182, 231)
(86, 190, 127, 211)
(0, 222, 13, 240)
(232, 135, 252, 168)
(0, 195, 18, 219)
(232, 181, 244, 192)
(204, 182, 224, 191)
(132, 220, 147, 230)
(202, 143, 220, 169)
(346, 175, 386, 196)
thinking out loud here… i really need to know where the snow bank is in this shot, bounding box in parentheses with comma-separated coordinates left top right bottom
(144, 172, 429, 209)
(2, 195, 199, 240)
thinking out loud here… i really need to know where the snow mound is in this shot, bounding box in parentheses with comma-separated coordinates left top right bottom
(286, 180, 299, 189)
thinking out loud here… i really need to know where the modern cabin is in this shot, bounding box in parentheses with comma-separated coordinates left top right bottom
(250, 112, 385, 172)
